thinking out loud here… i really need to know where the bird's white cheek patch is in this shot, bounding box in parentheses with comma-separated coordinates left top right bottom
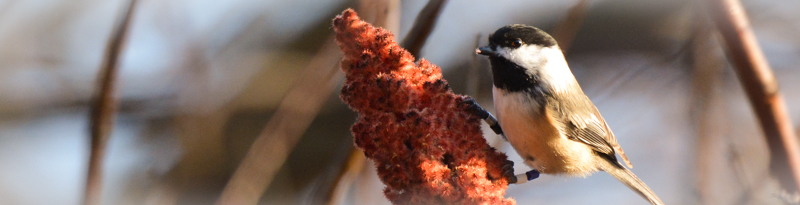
(495, 45, 577, 93)
(495, 45, 549, 72)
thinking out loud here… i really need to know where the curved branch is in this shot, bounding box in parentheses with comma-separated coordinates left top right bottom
(704, 0, 800, 192)
(84, 0, 138, 205)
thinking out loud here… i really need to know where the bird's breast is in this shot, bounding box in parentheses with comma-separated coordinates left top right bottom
(492, 86, 598, 175)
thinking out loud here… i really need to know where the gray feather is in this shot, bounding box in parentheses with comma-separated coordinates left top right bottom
(547, 91, 616, 157)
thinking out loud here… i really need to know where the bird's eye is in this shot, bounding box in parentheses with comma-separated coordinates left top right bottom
(511, 39, 523, 48)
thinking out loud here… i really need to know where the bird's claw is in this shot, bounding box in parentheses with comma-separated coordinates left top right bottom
(502, 160, 517, 184)
(463, 98, 490, 119)
(463, 97, 505, 136)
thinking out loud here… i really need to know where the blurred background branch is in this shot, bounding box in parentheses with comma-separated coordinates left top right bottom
(549, 0, 590, 54)
(84, 1, 137, 205)
(704, 0, 800, 193)
(400, 0, 447, 57)
(324, 149, 366, 205)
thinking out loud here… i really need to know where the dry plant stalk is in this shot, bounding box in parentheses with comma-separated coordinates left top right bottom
(400, 0, 448, 57)
(325, 149, 367, 205)
(216, 36, 343, 205)
(548, 0, 590, 54)
(704, 0, 800, 192)
(84, 0, 138, 205)
(333, 9, 514, 204)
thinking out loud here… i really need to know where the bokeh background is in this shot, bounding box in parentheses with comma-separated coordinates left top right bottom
(2, 0, 800, 204)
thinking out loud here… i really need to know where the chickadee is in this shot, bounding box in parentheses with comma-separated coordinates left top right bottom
(468, 24, 664, 205)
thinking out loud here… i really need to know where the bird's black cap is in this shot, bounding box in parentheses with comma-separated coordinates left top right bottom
(488, 24, 557, 48)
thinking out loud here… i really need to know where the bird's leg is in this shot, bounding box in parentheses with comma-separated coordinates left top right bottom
(512, 169, 540, 185)
(499, 160, 540, 185)
(462, 98, 505, 138)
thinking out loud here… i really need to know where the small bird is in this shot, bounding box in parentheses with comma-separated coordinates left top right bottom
(467, 24, 664, 205)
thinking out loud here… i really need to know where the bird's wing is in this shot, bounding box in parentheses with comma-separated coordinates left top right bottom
(598, 112, 633, 168)
(547, 94, 633, 168)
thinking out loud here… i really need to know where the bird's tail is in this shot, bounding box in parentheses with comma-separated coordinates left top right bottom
(598, 158, 665, 205)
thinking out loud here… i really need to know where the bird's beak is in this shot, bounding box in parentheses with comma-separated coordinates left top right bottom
(476, 46, 497, 57)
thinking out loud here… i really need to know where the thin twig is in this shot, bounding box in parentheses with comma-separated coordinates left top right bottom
(358, 0, 401, 31)
(549, 0, 590, 54)
(84, 0, 138, 205)
(400, 0, 448, 57)
(466, 34, 482, 97)
(323, 149, 366, 205)
(704, 0, 800, 192)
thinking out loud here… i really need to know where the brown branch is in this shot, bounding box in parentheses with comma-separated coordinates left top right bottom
(704, 0, 800, 192)
(84, 0, 138, 205)
(549, 0, 590, 54)
(216, 36, 343, 205)
(466, 34, 482, 97)
(324, 149, 367, 205)
(358, 0, 401, 32)
(400, 0, 448, 57)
